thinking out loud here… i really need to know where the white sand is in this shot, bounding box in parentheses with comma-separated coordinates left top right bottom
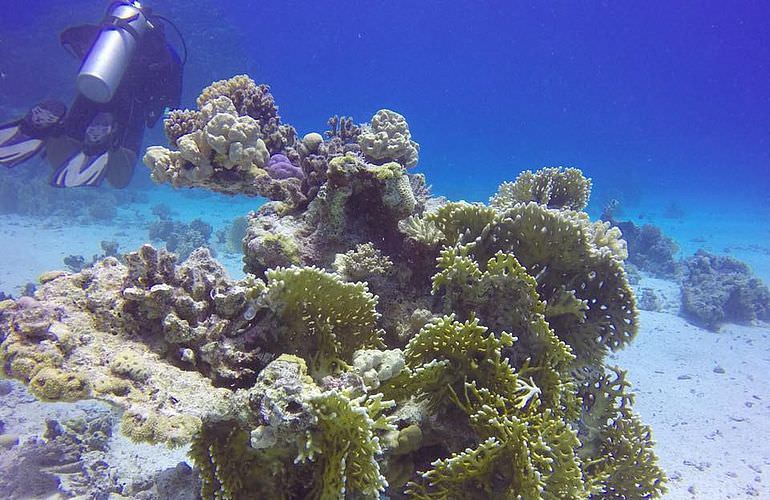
(615, 278, 770, 498)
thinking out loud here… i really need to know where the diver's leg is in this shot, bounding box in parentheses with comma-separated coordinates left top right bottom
(63, 94, 98, 142)
(104, 98, 144, 188)
(51, 112, 116, 187)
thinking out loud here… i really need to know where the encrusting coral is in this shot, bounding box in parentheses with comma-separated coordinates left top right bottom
(1, 74, 666, 499)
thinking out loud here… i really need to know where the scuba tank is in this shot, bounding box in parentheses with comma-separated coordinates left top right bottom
(76, 1, 153, 103)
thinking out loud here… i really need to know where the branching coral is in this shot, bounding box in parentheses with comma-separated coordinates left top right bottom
(297, 391, 396, 499)
(576, 366, 666, 497)
(196, 75, 281, 135)
(417, 200, 636, 363)
(163, 109, 202, 148)
(407, 383, 586, 499)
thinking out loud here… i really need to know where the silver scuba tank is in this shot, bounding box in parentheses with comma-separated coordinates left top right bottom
(76, 1, 152, 103)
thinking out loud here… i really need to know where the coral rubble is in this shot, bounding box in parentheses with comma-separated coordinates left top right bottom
(1, 75, 667, 499)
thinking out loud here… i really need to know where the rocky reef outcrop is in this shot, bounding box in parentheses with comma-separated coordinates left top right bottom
(0, 76, 666, 499)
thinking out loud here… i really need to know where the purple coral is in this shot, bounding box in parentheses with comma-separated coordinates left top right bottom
(265, 154, 304, 180)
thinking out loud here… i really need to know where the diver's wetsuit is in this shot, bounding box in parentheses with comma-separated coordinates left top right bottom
(55, 22, 183, 187)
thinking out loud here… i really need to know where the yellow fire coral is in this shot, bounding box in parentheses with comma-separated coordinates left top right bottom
(263, 266, 386, 377)
(490, 166, 592, 211)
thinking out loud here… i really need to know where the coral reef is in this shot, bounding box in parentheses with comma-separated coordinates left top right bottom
(1, 75, 666, 499)
(614, 220, 680, 278)
(63, 240, 120, 272)
(680, 250, 770, 329)
(149, 216, 213, 262)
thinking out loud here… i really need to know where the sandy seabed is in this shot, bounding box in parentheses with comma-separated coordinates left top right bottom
(614, 276, 770, 498)
(0, 194, 769, 498)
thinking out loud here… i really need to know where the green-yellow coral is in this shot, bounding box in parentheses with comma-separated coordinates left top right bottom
(297, 391, 396, 499)
(589, 411, 667, 498)
(406, 368, 585, 498)
(191, 421, 295, 500)
(121, 410, 201, 448)
(368, 161, 404, 181)
(382, 169, 416, 219)
(399, 315, 518, 412)
(577, 367, 667, 497)
(262, 233, 301, 265)
(398, 215, 445, 246)
(313, 184, 350, 239)
(422, 199, 635, 363)
(490, 166, 592, 211)
(455, 384, 585, 499)
(391, 423, 423, 455)
(432, 246, 576, 412)
(1, 340, 64, 382)
(264, 266, 385, 377)
(477, 202, 637, 361)
(425, 202, 497, 247)
(110, 350, 152, 382)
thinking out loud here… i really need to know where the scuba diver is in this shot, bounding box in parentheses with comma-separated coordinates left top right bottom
(0, 1, 185, 188)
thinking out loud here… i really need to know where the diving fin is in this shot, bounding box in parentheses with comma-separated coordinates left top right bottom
(0, 100, 67, 168)
(60, 24, 100, 60)
(0, 122, 44, 168)
(0, 123, 20, 145)
(51, 150, 110, 187)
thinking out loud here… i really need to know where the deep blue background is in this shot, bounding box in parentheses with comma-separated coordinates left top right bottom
(1, 0, 768, 209)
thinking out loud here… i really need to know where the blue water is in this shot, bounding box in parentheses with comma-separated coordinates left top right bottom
(2, 1, 768, 204)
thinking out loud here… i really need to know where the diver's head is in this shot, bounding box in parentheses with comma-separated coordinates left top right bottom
(84, 112, 116, 155)
(22, 100, 67, 134)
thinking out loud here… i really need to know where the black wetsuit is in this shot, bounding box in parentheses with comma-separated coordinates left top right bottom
(59, 22, 182, 187)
